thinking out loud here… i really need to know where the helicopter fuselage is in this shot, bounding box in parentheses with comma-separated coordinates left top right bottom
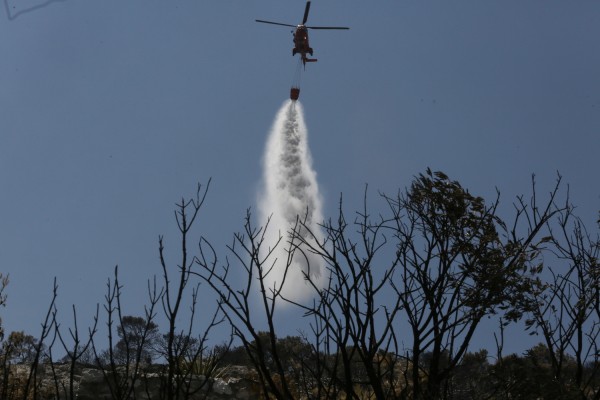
(293, 25, 315, 63)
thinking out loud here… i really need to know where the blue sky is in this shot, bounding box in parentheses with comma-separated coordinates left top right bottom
(1, 0, 599, 354)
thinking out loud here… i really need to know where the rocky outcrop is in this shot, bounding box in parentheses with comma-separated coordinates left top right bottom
(7, 364, 261, 399)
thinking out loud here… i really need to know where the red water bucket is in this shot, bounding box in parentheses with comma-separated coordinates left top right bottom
(290, 87, 300, 101)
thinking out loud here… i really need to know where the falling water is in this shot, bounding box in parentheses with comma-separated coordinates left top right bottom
(258, 100, 325, 303)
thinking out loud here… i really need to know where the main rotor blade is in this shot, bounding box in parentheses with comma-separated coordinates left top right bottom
(302, 1, 311, 25)
(255, 20, 297, 28)
(306, 26, 350, 30)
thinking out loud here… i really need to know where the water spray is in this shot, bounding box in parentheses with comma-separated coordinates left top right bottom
(258, 100, 325, 303)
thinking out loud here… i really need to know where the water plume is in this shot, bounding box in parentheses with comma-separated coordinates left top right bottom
(258, 100, 325, 303)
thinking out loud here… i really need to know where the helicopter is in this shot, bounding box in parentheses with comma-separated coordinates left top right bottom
(256, 1, 349, 67)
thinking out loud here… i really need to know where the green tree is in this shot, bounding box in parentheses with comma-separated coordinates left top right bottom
(1, 331, 42, 364)
(114, 315, 160, 365)
(450, 349, 492, 399)
(490, 344, 586, 400)
(384, 170, 562, 399)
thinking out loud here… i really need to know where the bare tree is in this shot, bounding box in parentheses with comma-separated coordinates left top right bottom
(196, 211, 299, 399)
(0, 279, 56, 400)
(525, 199, 600, 398)
(48, 303, 99, 400)
(289, 191, 405, 399)
(23, 280, 58, 400)
(157, 180, 229, 400)
(89, 266, 162, 400)
(195, 170, 566, 399)
(0, 274, 8, 343)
